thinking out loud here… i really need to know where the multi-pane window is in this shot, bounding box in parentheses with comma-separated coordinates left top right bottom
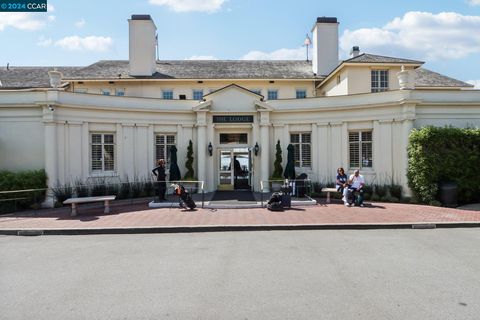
(91, 133, 115, 172)
(251, 89, 262, 95)
(193, 90, 203, 100)
(371, 70, 389, 92)
(155, 134, 176, 166)
(290, 133, 311, 168)
(162, 90, 173, 100)
(101, 89, 110, 95)
(296, 89, 307, 99)
(267, 90, 278, 100)
(349, 131, 373, 168)
(115, 88, 125, 96)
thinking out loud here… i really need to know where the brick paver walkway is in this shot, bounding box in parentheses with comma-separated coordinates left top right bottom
(1, 200, 479, 232)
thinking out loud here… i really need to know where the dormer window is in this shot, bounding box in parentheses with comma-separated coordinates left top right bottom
(371, 70, 389, 92)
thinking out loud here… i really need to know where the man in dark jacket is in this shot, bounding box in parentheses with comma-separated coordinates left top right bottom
(152, 159, 167, 201)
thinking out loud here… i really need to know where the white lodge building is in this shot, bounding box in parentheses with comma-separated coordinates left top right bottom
(1, 15, 479, 197)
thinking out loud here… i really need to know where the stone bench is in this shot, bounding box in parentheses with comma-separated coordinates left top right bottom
(63, 196, 116, 216)
(321, 188, 338, 204)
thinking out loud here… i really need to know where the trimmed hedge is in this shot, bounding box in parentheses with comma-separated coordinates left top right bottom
(407, 126, 480, 204)
(0, 169, 48, 212)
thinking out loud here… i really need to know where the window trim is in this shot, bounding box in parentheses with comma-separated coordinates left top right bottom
(371, 69, 389, 93)
(267, 89, 278, 100)
(290, 132, 312, 168)
(155, 133, 176, 167)
(101, 89, 111, 96)
(162, 89, 174, 100)
(192, 89, 204, 100)
(295, 89, 307, 99)
(348, 130, 373, 169)
(115, 88, 125, 96)
(90, 132, 116, 173)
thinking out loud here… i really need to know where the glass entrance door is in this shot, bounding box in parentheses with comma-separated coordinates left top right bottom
(218, 148, 251, 190)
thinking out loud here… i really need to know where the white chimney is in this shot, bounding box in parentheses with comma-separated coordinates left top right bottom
(350, 46, 360, 58)
(311, 17, 339, 76)
(128, 14, 157, 76)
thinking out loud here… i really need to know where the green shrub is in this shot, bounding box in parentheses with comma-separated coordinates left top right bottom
(183, 140, 195, 180)
(0, 169, 47, 213)
(271, 140, 283, 179)
(90, 178, 107, 196)
(407, 126, 480, 204)
(389, 185, 402, 200)
(374, 184, 387, 198)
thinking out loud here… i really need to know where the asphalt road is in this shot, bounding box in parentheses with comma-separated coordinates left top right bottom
(1, 229, 479, 320)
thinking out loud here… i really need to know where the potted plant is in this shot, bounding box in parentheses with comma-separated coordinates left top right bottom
(183, 140, 198, 193)
(270, 140, 284, 191)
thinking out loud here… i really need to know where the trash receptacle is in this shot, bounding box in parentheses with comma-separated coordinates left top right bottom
(281, 185, 292, 208)
(439, 181, 457, 207)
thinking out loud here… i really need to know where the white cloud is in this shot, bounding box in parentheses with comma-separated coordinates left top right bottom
(186, 55, 218, 60)
(0, 13, 48, 31)
(241, 47, 308, 60)
(37, 36, 53, 47)
(149, 0, 226, 13)
(340, 11, 480, 60)
(0, 3, 55, 31)
(54, 36, 113, 52)
(466, 80, 480, 88)
(468, 0, 480, 6)
(75, 18, 86, 28)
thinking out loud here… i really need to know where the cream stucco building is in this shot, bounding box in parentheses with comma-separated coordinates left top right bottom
(1, 15, 479, 198)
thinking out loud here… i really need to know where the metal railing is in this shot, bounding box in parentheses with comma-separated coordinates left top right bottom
(0, 180, 205, 214)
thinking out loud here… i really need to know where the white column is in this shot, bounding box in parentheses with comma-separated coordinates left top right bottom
(81, 122, 89, 180)
(44, 121, 57, 207)
(197, 125, 207, 184)
(44, 122, 58, 188)
(260, 124, 270, 192)
(400, 119, 414, 196)
(311, 123, 319, 181)
(259, 111, 270, 192)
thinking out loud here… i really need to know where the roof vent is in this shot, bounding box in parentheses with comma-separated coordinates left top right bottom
(350, 46, 360, 58)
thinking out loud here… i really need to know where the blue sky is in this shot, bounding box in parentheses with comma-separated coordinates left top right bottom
(0, 0, 479, 85)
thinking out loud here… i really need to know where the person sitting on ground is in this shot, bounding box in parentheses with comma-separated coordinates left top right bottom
(343, 169, 365, 207)
(336, 167, 348, 196)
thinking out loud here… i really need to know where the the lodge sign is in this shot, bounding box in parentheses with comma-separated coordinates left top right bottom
(213, 115, 254, 123)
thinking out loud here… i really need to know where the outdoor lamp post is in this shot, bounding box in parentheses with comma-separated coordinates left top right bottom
(254, 142, 260, 156)
(208, 142, 213, 156)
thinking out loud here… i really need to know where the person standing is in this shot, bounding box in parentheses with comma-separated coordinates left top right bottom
(152, 159, 167, 201)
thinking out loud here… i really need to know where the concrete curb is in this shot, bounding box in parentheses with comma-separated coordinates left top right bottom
(1, 221, 480, 236)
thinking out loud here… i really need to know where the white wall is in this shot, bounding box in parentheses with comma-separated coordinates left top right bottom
(0, 107, 45, 171)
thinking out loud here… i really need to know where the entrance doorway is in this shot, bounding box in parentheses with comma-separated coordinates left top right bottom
(218, 148, 251, 190)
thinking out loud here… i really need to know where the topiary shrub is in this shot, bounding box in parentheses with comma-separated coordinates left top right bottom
(271, 140, 283, 180)
(183, 140, 195, 180)
(407, 126, 480, 204)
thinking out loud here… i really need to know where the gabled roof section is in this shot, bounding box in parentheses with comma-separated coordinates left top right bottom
(415, 68, 473, 88)
(0, 66, 81, 89)
(203, 83, 263, 99)
(344, 53, 424, 65)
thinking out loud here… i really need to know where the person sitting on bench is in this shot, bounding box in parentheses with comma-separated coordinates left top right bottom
(343, 169, 365, 207)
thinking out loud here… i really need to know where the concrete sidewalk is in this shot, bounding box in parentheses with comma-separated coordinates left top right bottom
(1, 199, 480, 235)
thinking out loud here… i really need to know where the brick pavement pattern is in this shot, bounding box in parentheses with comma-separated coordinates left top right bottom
(1, 200, 479, 231)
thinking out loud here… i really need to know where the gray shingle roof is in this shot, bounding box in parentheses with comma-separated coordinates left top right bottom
(344, 53, 424, 65)
(65, 60, 319, 80)
(415, 68, 473, 88)
(0, 66, 81, 89)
